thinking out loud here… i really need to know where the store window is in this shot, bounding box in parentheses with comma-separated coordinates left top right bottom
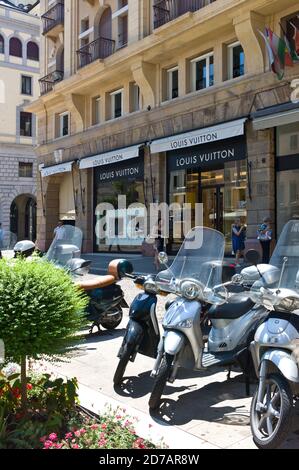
(94, 158, 145, 253)
(190, 53, 214, 92)
(227, 42, 244, 79)
(168, 160, 247, 254)
(276, 122, 299, 235)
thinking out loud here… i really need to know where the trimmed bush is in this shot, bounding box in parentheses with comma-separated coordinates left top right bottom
(0, 257, 88, 409)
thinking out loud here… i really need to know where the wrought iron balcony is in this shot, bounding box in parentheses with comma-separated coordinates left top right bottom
(39, 70, 64, 95)
(42, 2, 64, 35)
(77, 37, 115, 69)
(153, 0, 216, 29)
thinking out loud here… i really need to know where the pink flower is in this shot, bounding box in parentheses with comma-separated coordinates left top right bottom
(116, 415, 122, 420)
(65, 432, 73, 439)
(79, 428, 86, 435)
(72, 444, 80, 449)
(48, 433, 58, 441)
(40, 436, 47, 443)
(44, 440, 54, 449)
(74, 430, 81, 437)
(54, 443, 63, 449)
(101, 424, 107, 430)
(90, 424, 99, 430)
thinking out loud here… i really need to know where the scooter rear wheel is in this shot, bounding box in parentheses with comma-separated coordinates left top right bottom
(113, 343, 134, 386)
(149, 353, 173, 410)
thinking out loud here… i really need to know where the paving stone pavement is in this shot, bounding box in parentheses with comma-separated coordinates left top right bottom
(47, 279, 299, 449)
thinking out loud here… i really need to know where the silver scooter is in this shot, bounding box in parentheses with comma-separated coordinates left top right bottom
(148, 226, 270, 410)
(249, 219, 299, 449)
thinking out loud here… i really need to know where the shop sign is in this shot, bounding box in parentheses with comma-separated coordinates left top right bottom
(40, 161, 74, 178)
(94, 157, 144, 183)
(79, 145, 140, 170)
(151, 118, 246, 154)
(168, 136, 247, 171)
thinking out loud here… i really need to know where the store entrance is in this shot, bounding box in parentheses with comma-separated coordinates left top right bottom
(202, 186, 224, 233)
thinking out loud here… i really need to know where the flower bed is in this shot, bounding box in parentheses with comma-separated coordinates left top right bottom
(0, 369, 159, 450)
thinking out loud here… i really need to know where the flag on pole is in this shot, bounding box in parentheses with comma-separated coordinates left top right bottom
(259, 29, 285, 80)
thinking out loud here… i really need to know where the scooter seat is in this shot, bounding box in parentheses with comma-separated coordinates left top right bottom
(75, 274, 116, 291)
(208, 293, 254, 320)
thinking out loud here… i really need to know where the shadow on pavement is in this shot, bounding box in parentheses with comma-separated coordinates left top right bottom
(149, 375, 250, 426)
(114, 370, 189, 399)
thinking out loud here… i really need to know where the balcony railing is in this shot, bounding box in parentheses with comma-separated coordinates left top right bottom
(118, 32, 128, 49)
(39, 70, 64, 95)
(42, 2, 64, 35)
(77, 37, 115, 69)
(153, 0, 216, 29)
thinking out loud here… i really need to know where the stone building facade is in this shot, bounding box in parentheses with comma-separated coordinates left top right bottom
(0, 0, 40, 241)
(27, 0, 299, 255)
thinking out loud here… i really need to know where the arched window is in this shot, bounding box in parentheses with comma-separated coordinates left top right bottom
(27, 41, 39, 61)
(9, 37, 22, 58)
(0, 35, 4, 54)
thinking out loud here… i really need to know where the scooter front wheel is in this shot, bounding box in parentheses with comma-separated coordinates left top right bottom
(113, 342, 134, 386)
(149, 353, 173, 410)
(250, 373, 293, 449)
(100, 309, 123, 330)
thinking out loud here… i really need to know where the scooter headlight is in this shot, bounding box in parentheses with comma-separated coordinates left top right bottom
(179, 280, 202, 300)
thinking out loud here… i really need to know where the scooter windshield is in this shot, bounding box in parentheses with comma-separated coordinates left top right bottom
(268, 219, 299, 291)
(156, 227, 225, 295)
(45, 225, 83, 269)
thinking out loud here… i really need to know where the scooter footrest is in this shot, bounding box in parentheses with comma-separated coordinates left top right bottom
(202, 351, 236, 368)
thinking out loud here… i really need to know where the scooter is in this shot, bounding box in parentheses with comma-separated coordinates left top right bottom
(148, 226, 270, 410)
(114, 264, 219, 387)
(249, 219, 299, 449)
(14, 225, 134, 333)
(113, 274, 161, 385)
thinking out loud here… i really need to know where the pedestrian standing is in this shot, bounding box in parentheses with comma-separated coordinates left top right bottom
(257, 217, 272, 263)
(231, 218, 246, 266)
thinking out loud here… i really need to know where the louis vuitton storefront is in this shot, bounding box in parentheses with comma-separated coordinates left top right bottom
(151, 119, 248, 253)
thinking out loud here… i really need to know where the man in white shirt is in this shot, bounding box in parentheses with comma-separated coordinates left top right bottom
(53, 221, 66, 241)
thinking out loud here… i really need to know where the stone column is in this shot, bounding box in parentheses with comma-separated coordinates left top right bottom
(245, 123, 276, 257)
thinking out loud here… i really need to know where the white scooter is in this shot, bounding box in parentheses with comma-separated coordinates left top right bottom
(148, 226, 272, 410)
(249, 219, 299, 449)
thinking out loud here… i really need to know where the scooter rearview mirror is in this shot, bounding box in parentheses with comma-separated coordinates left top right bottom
(158, 251, 169, 266)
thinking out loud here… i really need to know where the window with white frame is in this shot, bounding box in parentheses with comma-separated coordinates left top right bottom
(166, 66, 179, 100)
(190, 53, 214, 92)
(131, 83, 140, 112)
(92, 96, 101, 125)
(110, 89, 123, 119)
(56, 112, 69, 138)
(227, 42, 244, 80)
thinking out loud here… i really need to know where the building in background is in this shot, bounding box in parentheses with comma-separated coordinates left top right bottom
(0, 0, 40, 241)
(27, 0, 299, 255)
